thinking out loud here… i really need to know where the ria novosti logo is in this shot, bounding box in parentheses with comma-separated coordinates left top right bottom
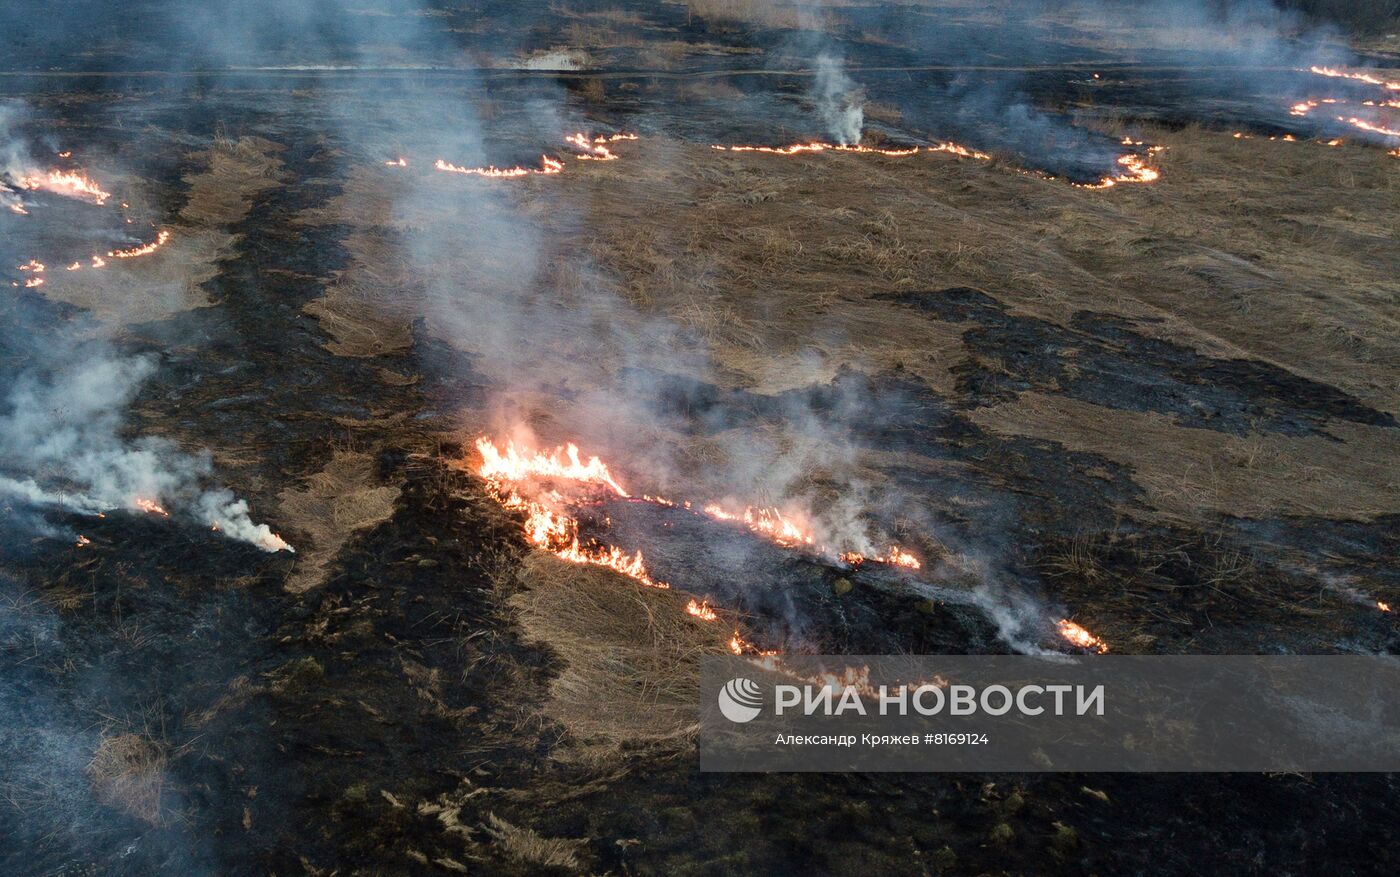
(718, 678, 764, 723)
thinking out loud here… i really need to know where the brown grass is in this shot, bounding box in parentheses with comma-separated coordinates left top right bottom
(973, 392, 1400, 523)
(482, 813, 586, 871)
(508, 553, 733, 754)
(38, 136, 284, 327)
(278, 449, 401, 592)
(86, 733, 167, 825)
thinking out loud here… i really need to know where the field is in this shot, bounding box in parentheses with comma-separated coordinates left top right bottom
(2, 2, 1399, 874)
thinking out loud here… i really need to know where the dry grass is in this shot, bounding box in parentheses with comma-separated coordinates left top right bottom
(298, 123, 1400, 535)
(277, 449, 401, 592)
(482, 813, 586, 871)
(973, 392, 1400, 523)
(682, 0, 812, 28)
(508, 553, 732, 754)
(38, 136, 284, 327)
(179, 135, 284, 226)
(86, 733, 167, 825)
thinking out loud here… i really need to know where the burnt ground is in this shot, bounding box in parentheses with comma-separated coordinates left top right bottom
(3, 4, 1400, 876)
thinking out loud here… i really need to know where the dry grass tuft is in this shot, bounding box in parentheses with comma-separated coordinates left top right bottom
(482, 812, 586, 871)
(86, 733, 167, 825)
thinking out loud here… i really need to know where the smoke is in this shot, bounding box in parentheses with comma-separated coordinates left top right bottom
(0, 352, 291, 552)
(812, 51, 864, 145)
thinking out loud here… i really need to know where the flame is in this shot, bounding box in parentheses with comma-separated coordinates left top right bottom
(66, 262, 81, 271)
(134, 497, 170, 517)
(15, 170, 111, 205)
(385, 157, 407, 167)
(1380, 601, 1393, 613)
(474, 437, 666, 588)
(711, 141, 927, 157)
(21, 277, 44, 288)
(1076, 154, 1161, 189)
(91, 255, 106, 268)
(686, 599, 718, 622)
(475, 438, 629, 497)
(702, 504, 816, 548)
(711, 139, 1164, 190)
(1339, 116, 1400, 138)
(728, 631, 778, 657)
(109, 229, 170, 259)
(840, 546, 922, 570)
(1308, 65, 1400, 92)
(1057, 619, 1108, 653)
(75, 534, 91, 547)
(565, 132, 638, 161)
(434, 155, 564, 178)
(17, 259, 44, 273)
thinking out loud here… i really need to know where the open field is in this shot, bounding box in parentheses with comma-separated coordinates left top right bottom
(2, 2, 1399, 874)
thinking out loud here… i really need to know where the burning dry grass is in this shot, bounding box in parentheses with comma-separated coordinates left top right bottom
(302, 124, 1399, 535)
(86, 733, 167, 825)
(277, 449, 401, 593)
(35, 136, 284, 327)
(508, 553, 733, 754)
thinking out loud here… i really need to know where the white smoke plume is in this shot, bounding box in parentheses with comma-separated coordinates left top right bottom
(812, 51, 864, 145)
(0, 353, 291, 552)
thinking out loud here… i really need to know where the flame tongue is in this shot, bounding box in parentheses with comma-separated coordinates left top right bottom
(474, 437, 664, 588)
(1057, 619, 1108, 653)
(16, 169, 111, 205)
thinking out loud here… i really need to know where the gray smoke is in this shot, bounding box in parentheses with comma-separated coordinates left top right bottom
(0, 352, 291, 552)
(812, 51, 864, 145)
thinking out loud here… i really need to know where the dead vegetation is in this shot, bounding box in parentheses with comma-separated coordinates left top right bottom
(277, 448, 402, 593)
(507, 553, 732, 756)
(482, 813, 587, 871)
(86, 733, 168, 825)
(37, 135, 285, 326)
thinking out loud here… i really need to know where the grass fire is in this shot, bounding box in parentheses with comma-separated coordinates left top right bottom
(2, 2, 1398, 875)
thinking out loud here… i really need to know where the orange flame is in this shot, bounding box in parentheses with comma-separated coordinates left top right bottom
(1057, 619, 1108, 653)
(566, 132, 638, 161)
(75, 535, 91, 547)
(1380, 601, 1393, 613)
(840, 546, 923, 570)
(434, 155, 564, 178)
(711, 141, 926, 157)
(702, 504, 816, 549)
(686, 599, 718, 622)
(16, 170, 111, 205)
(1076, 154, 1161, 189)
(1339, 116, 1400, 138)
(134, 497, 170, 517)
(109, 230, 171, 259)
(475, 437, 629, 497)
(1309, 65, 1400, 92)
(474, 437, 666, 588)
